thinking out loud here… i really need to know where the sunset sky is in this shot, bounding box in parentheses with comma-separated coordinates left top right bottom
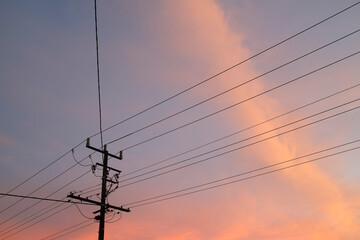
(1, 0, 360, 239)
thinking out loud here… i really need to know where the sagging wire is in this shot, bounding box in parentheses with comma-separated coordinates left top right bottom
(74, 203, 94, 220)
(104, 171, 120, 200)
(106, 211, 122, 223)
(88, 154, 95, 165)
(72, 149, 92, 167)
(91, 164, 102, 178)
(71, 149, 102, 179)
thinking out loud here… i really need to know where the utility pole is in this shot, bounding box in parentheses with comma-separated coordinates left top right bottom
(68, 138, 130, 240)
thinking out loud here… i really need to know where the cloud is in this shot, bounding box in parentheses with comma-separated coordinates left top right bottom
(123, 0, 360, 238)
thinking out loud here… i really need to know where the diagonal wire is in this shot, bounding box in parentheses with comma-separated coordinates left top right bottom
(0, 140, 86, 200)
(106, 27, 360, 145)
(39, 220, 94, 240)
(0, 170, 91, 227)
(127, 145, 360, 208)
(117, 104, 360, 189)
(92, 1, 360, 141)
(0, 201, 66, 236)
(0, 193, 92, 206)
(113, 50, 360, 151)
(0, 154, 90, 216)
(2, 205, 74, 240)
(119, 82, 360, 179)
(3, 1, 358, 203)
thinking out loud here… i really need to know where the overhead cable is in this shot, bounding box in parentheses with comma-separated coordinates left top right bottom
(0, 170, 90, 227)
(119, 83, 360, 179)
(0, 156, 90, 216)
(40, 220, 94, 240)
(117, 103, 360, 189)
(39, 220, 94, 240)
(0, 202, 66, 236)
(5, 1, 358, 204)
(112, 50, 360, 150)
(0, 193, 91, 205)
(93, 1, 360, 141)
(106, 27, 360, 145)
(127, 144, 360, 208)
(2, 205, 74, 240)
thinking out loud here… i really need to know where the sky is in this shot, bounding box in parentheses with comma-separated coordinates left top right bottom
(0, 0, 360, 239)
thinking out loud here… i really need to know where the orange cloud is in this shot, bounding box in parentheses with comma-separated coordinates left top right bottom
(135, 0, 360, 239)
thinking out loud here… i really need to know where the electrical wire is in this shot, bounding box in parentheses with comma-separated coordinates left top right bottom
(3, 1, 358, 208)
(89, 1, 360, 142)
(75, 183, 102, 194)
(104, 210, 116, 222)
(3, 1, 358, 210)
(0, 141, 86, 200)
(2, 204, 74, 240)
(0, 193, 92, 205)
(106, 27, 360, 145)
(117, 104, 360, 189)
(126, 145, 360, 208)
(38, 220, 93, 240)
(72, 149, 92, 167)
(105, 211, 122, 223)
(94, 0, 104, 149)
(111, 50, 360, 150)
(44, 221, 94, 240)
(119, 82, 360, 179)
(88, 154, 95, 165)
(0, 202, 66, 236)
(124, 139, 360, 206)
(2, 174, 98, 238)
(117, 97, 360, 183)
(74, 203, 94, 220)
(0, 170, 91, 227)
(0, 153, 92, 216)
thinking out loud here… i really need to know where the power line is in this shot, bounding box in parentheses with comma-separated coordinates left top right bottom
(2, 204, 74, 240)
(1, 171, 99, 238)
(0, 154, 91, 216)
(0, 170, 97, 237)
(117, 103, 360, 189)
(106, 27, 360, 145)
(0, 170, 91, 227)
(72, 149, 92, 167)
(0, 140, 85, 200)
(119, 83, 360, 179)
(3, 1, 358, 206)
(110, 50, 360, 150)
(94, 0, 104, 149)
(0, 193, 92, 205)
(74, 203, 94, 220)
(39, 220, 94, 240)
(90, 1, 360, 141)
(126, 144, 360, 208)
(75, 183, 102, 195)
(0, 202, 66, 236)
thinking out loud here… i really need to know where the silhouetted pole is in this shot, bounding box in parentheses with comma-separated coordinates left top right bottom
(68, 138, 129, 240)
(98, 144, 108, 240)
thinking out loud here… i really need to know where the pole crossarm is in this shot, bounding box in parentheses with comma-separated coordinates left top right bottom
(96, 163, 122, 174)
(67, 194, 130, 213)
(86, 138, 123, 160)
(83, 138, 128, 239)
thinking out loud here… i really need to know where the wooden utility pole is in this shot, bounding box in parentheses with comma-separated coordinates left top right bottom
(68, 138, 130, 240)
